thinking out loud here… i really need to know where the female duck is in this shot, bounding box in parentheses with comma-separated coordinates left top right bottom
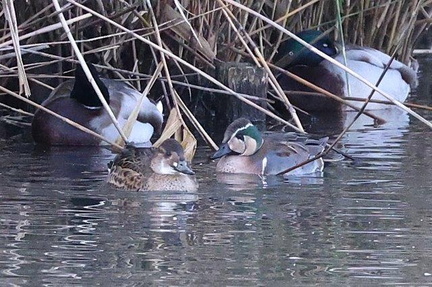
(107, 138, 198, 191)
(211, 118, 327, 176)
(276, 30, 418, 111)
(31, 63, 163, 146)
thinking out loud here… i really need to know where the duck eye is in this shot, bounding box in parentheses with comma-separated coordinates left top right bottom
(235, 134, 244, 141)
(289, 51, 294, 56)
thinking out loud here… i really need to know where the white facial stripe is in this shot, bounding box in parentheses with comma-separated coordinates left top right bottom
(230, 122, 254, 141)
(158, 161, 176, 174)
(151, 155, 177, 175)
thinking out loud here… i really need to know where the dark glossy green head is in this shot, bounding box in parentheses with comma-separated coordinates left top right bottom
(277, 30, 338, 68)
(70, 63, 110, 107)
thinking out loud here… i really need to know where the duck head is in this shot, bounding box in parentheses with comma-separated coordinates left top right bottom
(70, 63, 110, 107)
(211, 118, 263, 159)
(276, 30, 338, 68)
(151, 139, 195, 175)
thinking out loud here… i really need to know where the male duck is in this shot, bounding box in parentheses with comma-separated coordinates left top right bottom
(107, 138, 198, 191)
(211, 118, 327, 176)
(275, 30, 418, 111)
(31, 63, 163, 146)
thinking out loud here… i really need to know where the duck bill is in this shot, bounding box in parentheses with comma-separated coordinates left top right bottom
(211, 143, 233, 159)
(176, 160, 195, 175)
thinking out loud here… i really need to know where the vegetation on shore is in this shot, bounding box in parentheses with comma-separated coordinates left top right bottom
(0, 0, 431, 154)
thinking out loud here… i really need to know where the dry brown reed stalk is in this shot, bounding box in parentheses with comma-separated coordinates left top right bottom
(272, 65, 386, 124)
(145, 0, 200, 152)
(67, 0, 301, 131)
(216, 0, 305, 132)
(224, 0, 432, 128)
(115, 61, 164, 147)
(0, 101, 33, 116)
(153, 107, 197, 162)
(229, 35, 397, 123)
(224, 0, 432, 129)
(0, 0, 430, 151)
(0, 85, 123, 149)
(159, 1, 305, 133)
(343, 98, 432, 112)
(0, 14, 92, 49)
(3, 0, 30, 96)
(336, 0, 427, 63)
(166, 79, 273, 103)
(53, 0, 128, 143)
(266, 0, 428, 61)
(275, 56, 402, 175)
(1, 2, 158, 149)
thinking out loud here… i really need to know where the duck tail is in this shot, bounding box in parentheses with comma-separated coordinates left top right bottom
(398, 64, 418, 89)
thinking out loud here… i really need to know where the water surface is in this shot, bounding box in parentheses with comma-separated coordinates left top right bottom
(0, 58, 432, 286)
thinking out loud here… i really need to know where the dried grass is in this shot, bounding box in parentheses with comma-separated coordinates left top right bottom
(0, 0, 430, 151)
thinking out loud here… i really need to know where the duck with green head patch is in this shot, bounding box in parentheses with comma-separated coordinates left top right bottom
(31, 63, 163, 146)
(211, 118, 327, 176)
(275, 30, 418, 112)
(107, 138, 198, 191)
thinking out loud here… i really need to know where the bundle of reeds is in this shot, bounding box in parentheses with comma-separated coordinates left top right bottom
(0, 0, 431, 149)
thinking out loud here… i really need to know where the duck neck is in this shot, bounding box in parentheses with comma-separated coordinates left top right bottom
(70, 64, 110, 107)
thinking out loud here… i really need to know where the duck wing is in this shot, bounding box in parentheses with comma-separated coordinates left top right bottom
(39, 80, 74, 105)
(262, 133, 328, 175)
(343, 46, 418, 87)
(107, 146, 157, 190)
(102, 79, 163, 132)
(111, 146, 156, 173)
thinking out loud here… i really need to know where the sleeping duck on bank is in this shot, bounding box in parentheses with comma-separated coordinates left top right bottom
(31, 63, 163, 146)
(275, 30, 418, 112)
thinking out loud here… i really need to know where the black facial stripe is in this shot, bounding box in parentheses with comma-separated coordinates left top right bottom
(235, 133, 244, 140)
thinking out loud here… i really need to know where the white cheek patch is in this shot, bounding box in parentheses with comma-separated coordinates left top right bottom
(228, 137, 246, 154)
(153, 160, 176, 175)
(160, 165, 176, 175)
(243, 136, 257, 156)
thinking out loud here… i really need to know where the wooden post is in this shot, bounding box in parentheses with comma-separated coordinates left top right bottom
(215, 62, 268, 127)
